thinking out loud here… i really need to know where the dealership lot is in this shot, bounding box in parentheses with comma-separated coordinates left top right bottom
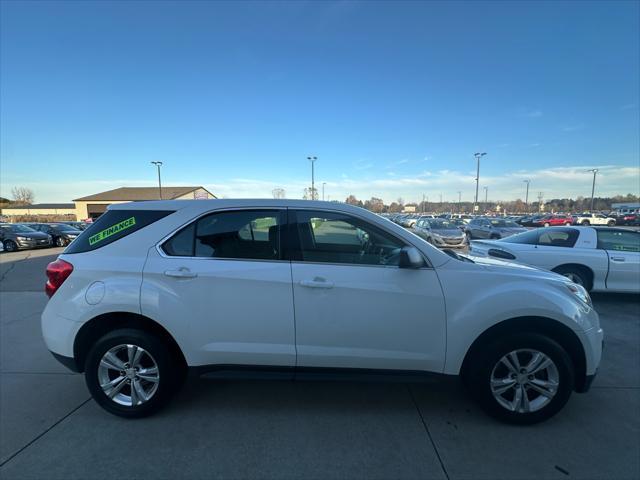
(0, 249, 638, 479)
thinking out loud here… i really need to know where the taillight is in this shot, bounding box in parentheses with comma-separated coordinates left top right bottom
(45, 259, 73, 298)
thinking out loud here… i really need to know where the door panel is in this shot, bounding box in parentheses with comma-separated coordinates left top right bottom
(291, 264, 446, 371)
(288, 209, 447, 373)
(141, 208, 296, 367)
(143, 250, 296, 367)
(606, 251, 640, 292)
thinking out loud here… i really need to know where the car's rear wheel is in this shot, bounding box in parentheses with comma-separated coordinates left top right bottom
(4, 240, 17, 252)
(467, 333, 574, 424)
(607, 220, 615, 227)
(544, 222, 550, 227)
(490, 234, 500, 240)
(85, 329, 178, 418)
(581, 220, 590, 226)
(564, 222, 572, 226)
(55, 237, 65, 247)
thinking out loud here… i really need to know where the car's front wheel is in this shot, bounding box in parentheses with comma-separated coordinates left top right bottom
(85, 329, 178, 418)
(55, 236, 66, 247)
(607, 220, 615, 227)
(3, 240, 17, 252)
(467, 333, 574, 424)
(544, 222, 550, 227)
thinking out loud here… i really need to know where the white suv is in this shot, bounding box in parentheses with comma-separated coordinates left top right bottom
(42, 200, 603, 423)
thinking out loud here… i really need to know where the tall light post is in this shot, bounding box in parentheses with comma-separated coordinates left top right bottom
(587, 169, 598, 211)
(322, 182, 327, 201)
(483, 186, 488, 211)
(474, 152, 487, 212)
(150, 161, 163, 200)
(458, 191, 462, 213)
(523, 179, 530, 212)
(422, 194, 426, 213)
(307, 156, 317, 200)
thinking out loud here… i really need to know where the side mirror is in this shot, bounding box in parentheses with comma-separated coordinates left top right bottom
(399, 246, 424, 268)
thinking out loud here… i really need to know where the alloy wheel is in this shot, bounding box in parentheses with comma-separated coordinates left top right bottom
(490, 349, 559, 413)
(97, 344, 160, 407)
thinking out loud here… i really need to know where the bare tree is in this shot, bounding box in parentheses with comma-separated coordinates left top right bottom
(272, 188, 286, 199)
(11, 186, 34, 205)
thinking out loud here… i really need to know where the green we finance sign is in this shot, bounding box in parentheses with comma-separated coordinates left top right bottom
(88, 217, 137, 246)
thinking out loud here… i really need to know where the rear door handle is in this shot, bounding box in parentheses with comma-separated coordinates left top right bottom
(300, 278, 334, 289)
(164, 268, 198, 278)
(610, 257, 625, 262)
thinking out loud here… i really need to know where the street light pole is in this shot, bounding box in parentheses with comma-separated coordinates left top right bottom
(150, 161, 163, 200)
(307, 156, 317, 200)
(483, 186, 488, 211)
(474, 152, 487, 212)
(322, 182, 326, 201)
(458, 191, 462, 213)
(523, 179, 530, 213)
(587, 169, 598, 211)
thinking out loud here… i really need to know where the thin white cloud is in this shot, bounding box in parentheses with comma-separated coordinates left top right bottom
(522, 110, 543, 118)
(4, 165, 638, 205)
(561, 124, 584, 132)
(620, 103, 637, 110)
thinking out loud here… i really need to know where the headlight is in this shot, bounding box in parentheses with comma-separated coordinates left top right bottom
(430, 233, 444, 243)
(566, 283, 592, 307)
(16, 236, 27, 241)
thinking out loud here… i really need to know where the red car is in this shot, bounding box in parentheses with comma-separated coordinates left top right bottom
(532, 214, 574, 227)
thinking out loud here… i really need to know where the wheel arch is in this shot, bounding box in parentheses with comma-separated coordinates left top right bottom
(460, 316, 589, 392)
(73, 312, 187, 374)
(551, 263, 595, 291)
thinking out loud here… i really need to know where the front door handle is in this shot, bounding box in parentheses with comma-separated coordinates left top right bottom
(164, 268, 198, 278)
(610, 257, 625, 262)
(300, 278, 334, 289)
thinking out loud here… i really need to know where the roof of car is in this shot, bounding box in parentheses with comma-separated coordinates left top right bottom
(108, 199, 372, 214)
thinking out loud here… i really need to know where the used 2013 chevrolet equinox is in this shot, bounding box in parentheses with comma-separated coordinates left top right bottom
(42, 200, 603, 423)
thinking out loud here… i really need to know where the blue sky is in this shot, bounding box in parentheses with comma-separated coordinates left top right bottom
(1, 0, 638, 204)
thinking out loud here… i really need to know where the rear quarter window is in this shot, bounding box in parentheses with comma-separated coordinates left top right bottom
(65, 210, 174, 254)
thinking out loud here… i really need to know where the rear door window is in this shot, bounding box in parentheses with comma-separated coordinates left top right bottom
(162, 209, 284, 261)
(65, 210, 174, 254)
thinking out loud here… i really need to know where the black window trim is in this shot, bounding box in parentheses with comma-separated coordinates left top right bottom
(156, 206, 433, 268)
(156, 207, 290, 263)
(287, 207, 432, 269)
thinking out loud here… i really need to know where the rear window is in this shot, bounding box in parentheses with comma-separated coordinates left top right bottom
(65, 209, 174, 253)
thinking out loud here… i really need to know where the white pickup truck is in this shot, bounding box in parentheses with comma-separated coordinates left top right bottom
(574, 213, 617, 226)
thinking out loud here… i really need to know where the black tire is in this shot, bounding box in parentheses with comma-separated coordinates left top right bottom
(581, 220, 590, 226)
(490, 234, 500, 240)
(84, 328, 179, 418)
(55, 236, 65, 247)
(552, 265, 593, 291)
(4, 240, 17, 252)
(466, 333, 575, 425)
(607, 220, 615, 227)
(543, 222, 550, 227)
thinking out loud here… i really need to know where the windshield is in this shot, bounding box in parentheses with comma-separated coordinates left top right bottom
(1, 224, 37, 233)
(50, 224, 81, 232)
(428, 220, 459, 230)
(490, 220, 520, 227)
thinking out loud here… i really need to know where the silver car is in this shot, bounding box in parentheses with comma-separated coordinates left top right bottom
(465, 218, 527, 240)
(412, 218, 467, 249)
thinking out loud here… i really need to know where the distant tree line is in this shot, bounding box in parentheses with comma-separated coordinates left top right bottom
(344, 193, 639, 214)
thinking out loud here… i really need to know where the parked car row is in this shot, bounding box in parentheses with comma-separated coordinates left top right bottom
(0, 222, 87, 252)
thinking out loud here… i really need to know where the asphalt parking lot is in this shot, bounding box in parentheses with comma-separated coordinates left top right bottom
(0, 249, 639, 480)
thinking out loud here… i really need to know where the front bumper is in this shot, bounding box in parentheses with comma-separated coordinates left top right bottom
(16, 239, 52, 249)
